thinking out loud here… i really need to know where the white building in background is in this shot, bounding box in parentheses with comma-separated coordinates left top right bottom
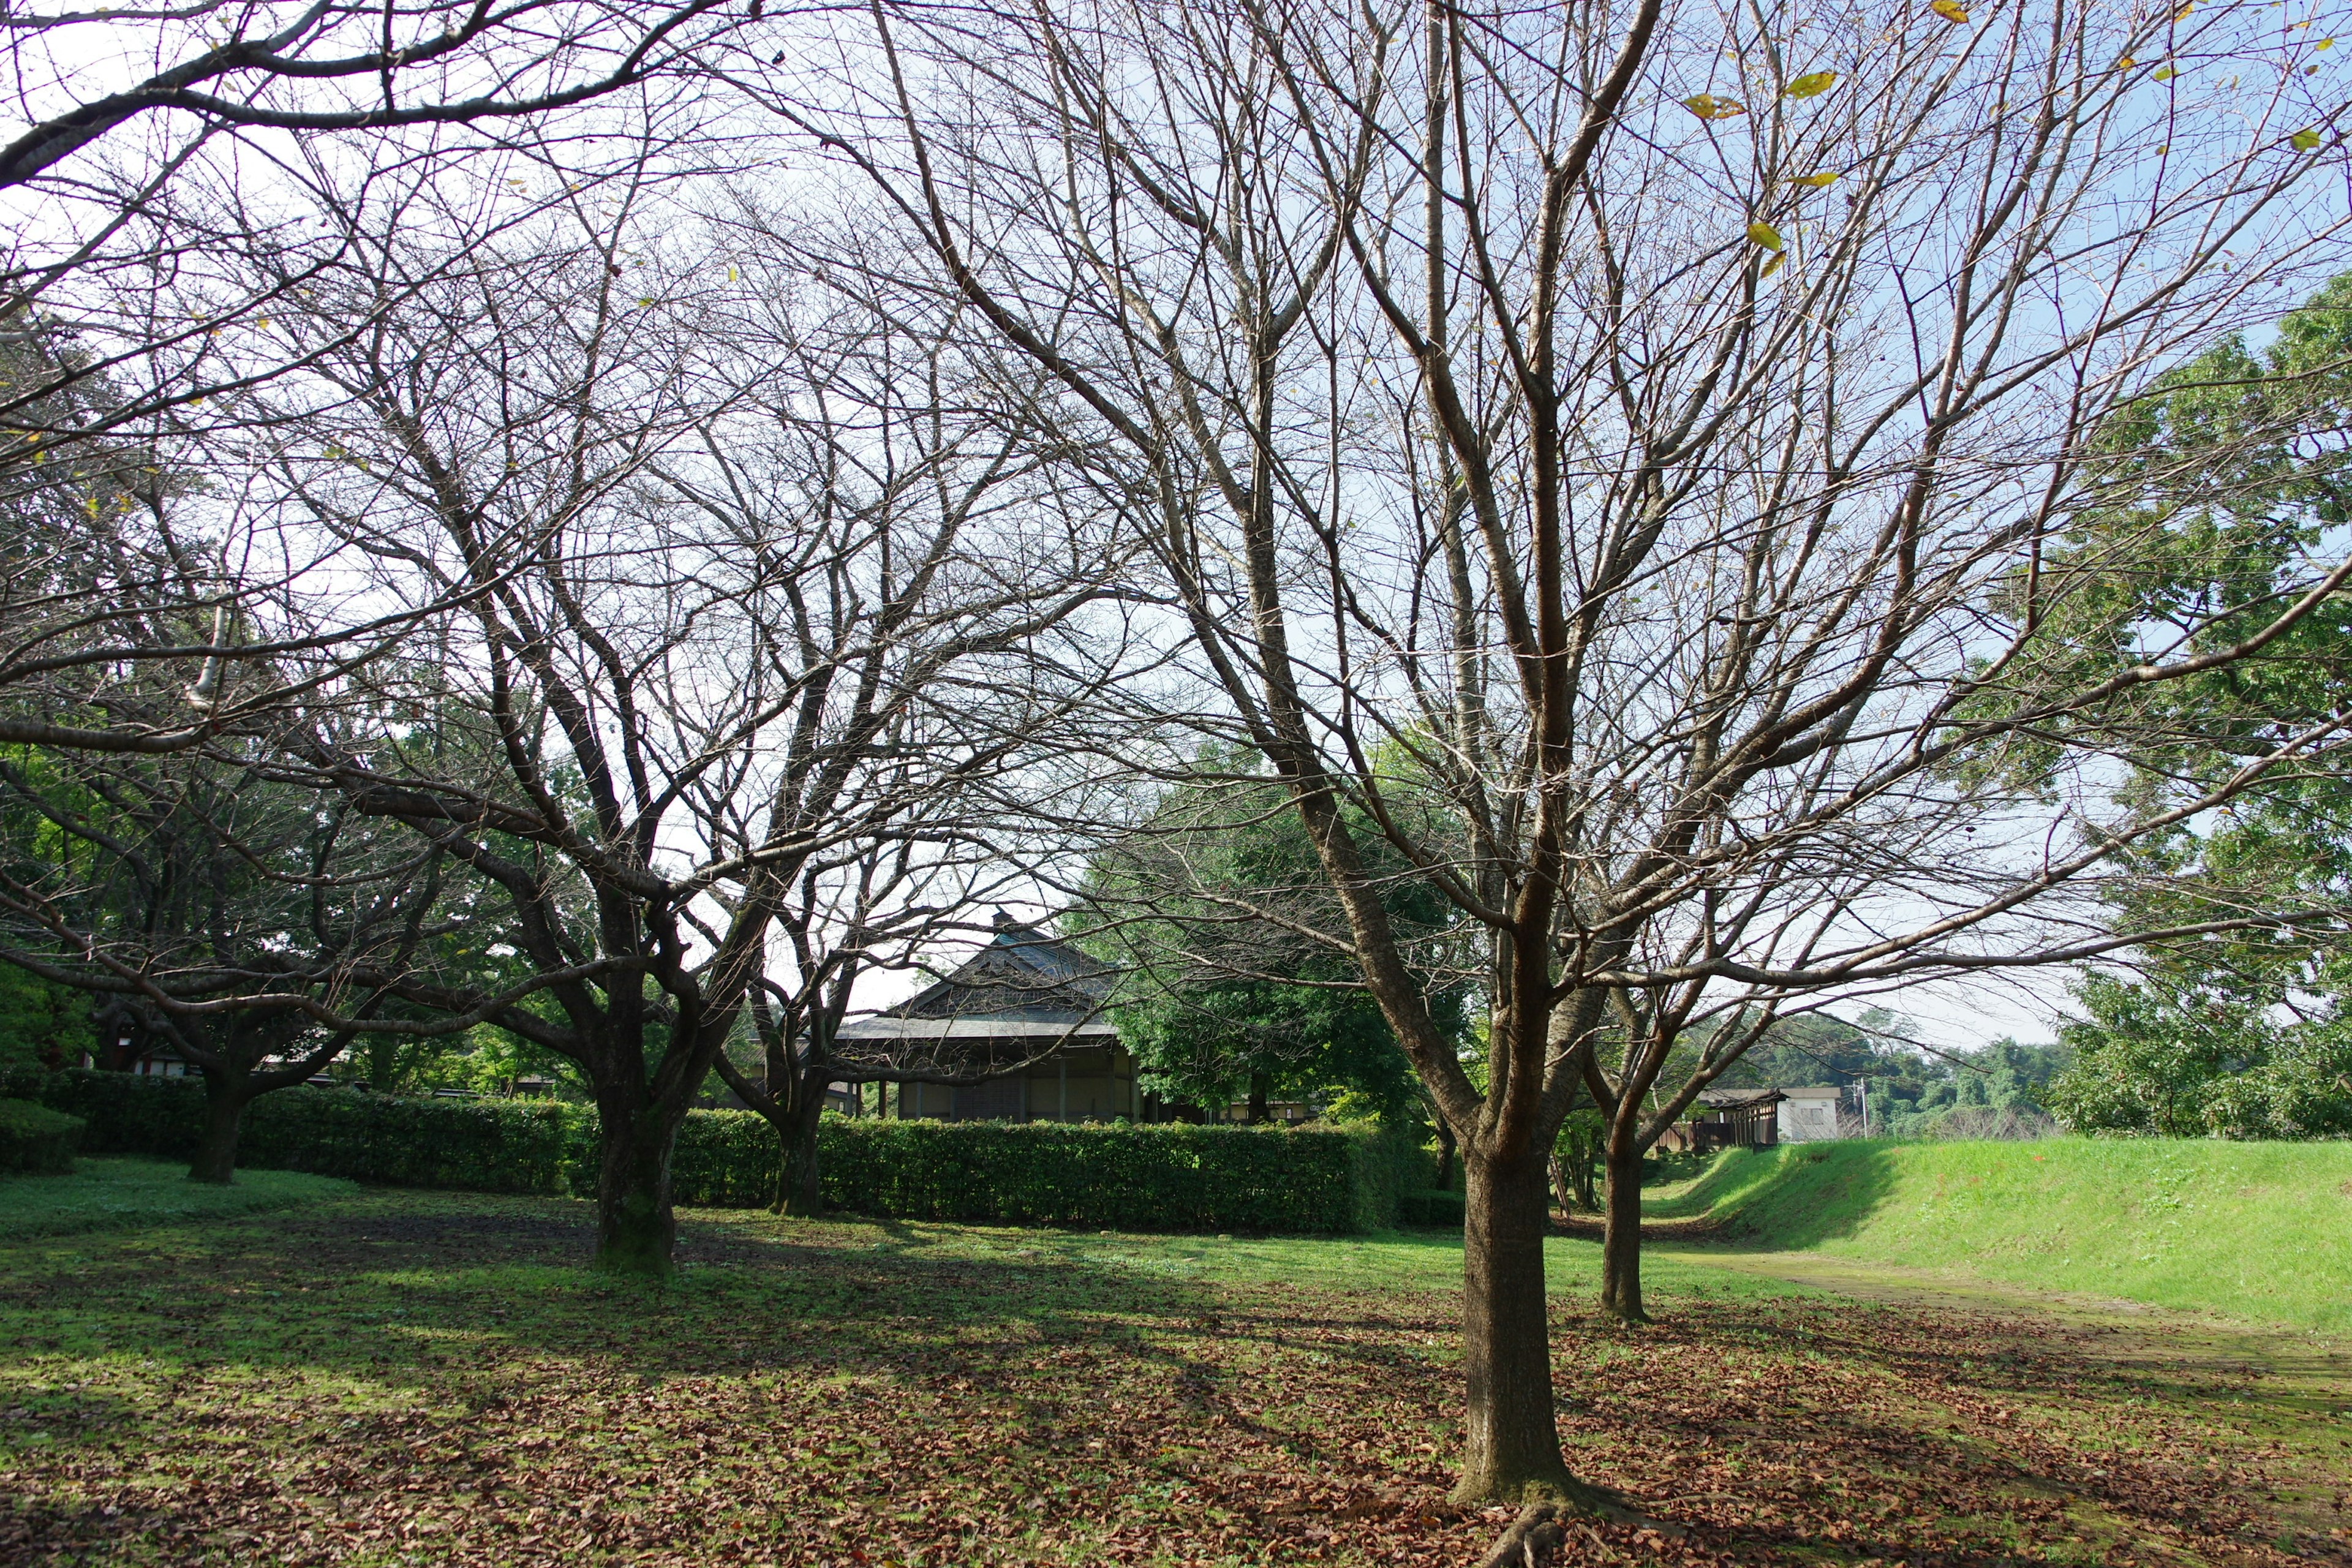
(1778, 1086, 1845, 1142)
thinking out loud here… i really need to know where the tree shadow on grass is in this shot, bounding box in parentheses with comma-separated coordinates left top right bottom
(13, 1185, 2340, 1568)
(0, 1189, 1232, 1390)
(0, 1190, 1480, 1565)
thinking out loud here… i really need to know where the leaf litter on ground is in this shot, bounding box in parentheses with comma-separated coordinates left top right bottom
(0, 1189, 2346, 1566)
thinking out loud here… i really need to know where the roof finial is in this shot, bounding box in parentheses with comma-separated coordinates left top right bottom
(992, 906, 1014, 929)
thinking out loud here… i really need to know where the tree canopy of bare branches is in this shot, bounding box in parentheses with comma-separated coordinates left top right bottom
(770, 0, 2352, 1505)
(134, 186, 1137, 1270)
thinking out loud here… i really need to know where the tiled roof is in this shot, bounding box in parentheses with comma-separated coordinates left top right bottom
(842, 909, 1115, 1037)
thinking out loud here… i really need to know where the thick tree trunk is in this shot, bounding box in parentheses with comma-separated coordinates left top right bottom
(1246, 1071, 1270, 1125)
(1599, 1139, 1648, 1325)
(594, 1094, 680, 1277)
(1454, 1149, 1607, 1507)
(778, 1065, 828, 1217)
(1434, 1115, 1458, 1191)
(187, 1073, 253, 1185)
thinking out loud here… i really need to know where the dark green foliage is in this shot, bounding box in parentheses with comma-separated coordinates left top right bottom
(29, 1071, 586, 1193)
(0, 1098, 81, 1174)
(1396, 1188, 1466, 1229)
(2049, 973, 2352, 1139)
(1073, 750, 1464, 1125)
(0, 968, 91, 1073)
(797, 1118, 1422, 1232)
(2001, 275, 2352, 1140)
(11, 1069, 1428, 1231)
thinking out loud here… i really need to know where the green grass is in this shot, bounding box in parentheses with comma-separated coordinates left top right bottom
(0, 1155, 355, 1238)
(1662, 1136, 2352, 1333)
(985, 1223, 1831, 1305)
(4, 1186, 2346, 1566)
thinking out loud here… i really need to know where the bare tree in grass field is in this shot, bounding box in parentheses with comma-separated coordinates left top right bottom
(661, 264, 1148, 1218)
(205, 189, 1135, 1274)
(769, 0, 2352, 1507)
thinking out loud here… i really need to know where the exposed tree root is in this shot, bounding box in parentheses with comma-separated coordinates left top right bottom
(1472, 1491, 1681, 1567)
(1474, 1502, 1570, 1567)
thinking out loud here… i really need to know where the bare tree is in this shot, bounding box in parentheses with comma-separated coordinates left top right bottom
(0, 0, 760, 758)
(772, 0, 2352, 1509)
(162, 184, 1137, 1272)
(0, 0, 748, 190)
(0, 717, 450, 1180)
(654, 265, 1142, 1215)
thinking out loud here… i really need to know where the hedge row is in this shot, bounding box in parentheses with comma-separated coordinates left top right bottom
(1398, 1188, 1466, 1228)
(6, 1069, 1432, 1232)
(23, 1069, 581, 1194)
(0, 1099, 83, 1174)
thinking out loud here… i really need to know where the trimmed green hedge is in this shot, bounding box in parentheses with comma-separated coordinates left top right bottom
(26, 1070, 584, 1194)
(1397, 1188, 1466, 1229)
(0, 1098, 82, 1175)
(796, 1117, 1421, 1232)
(6, 1069, 1427, 1231)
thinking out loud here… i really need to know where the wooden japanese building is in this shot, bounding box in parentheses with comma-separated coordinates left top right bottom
(834, 911, 1146, 1122)
(1654, 1087, 1786, 1155)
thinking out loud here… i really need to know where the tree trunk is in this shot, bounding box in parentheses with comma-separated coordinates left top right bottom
(594, 1094, 679, 1277)
(1434, 1115, 1458, 1191)
(1453, 1149, 1605, 1507)
(1246, 1071, 1270, 1125)
(187, 1072, 253, 1185)
(1599, 1137, 1648, 1325)
(778, 1063, 828, 1217)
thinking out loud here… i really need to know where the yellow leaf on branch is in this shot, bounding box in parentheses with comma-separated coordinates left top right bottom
(2291, 127, 2323, 149)
(1747, 221, 1784, 251)
(1785, 71, 1839, 99)
(1930, 1, 1968, 22)
(1682, 94, 1748, 119)
(1791, 172, 1841, 187)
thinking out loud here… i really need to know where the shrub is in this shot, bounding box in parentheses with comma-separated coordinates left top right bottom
(802, 1117, 1420, 1232)
(1396, 1188, 1466, 1229)
(10, 1069, 1420, 1231)
(0, 1099, 84, 1175)
(28, 1070, 590, 1193)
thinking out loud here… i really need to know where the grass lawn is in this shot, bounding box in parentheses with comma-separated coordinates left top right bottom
(1654, 1138, 2352, 1334)
(0, 1158, 356, 1239)
(2, 1164, 2347, 1566)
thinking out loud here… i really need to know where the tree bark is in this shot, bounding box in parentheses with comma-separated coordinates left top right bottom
(1434, 1114, 1458, 1191)
(1599, 1137, 1648, 1325)
(1454, 1148, 1602, 1506)
(594, 1093, 679, 1277)
(187, 1072, 253, 1185)
(779, 1062, 829, 1217)
(1246, 1070, 1270, 1125)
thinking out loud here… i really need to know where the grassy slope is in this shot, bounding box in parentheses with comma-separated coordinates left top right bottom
(0, 1156, 355, 1238)
(1667, 1137, 2352, 1333)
